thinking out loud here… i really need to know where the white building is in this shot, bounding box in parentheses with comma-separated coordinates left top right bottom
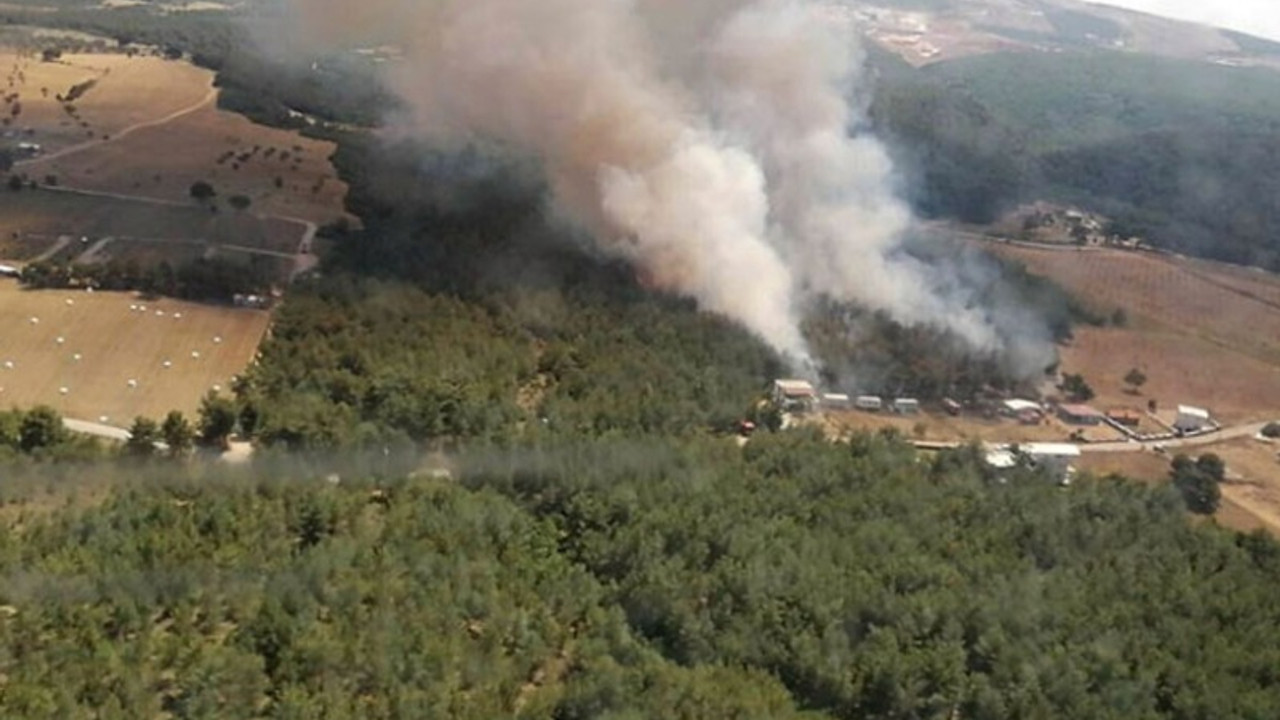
(1174, 405, 1212, 433)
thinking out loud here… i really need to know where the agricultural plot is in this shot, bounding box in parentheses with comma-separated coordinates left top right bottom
(22, 101, 349, 227)
(989, 245, 1280, 424)
(0, 50, 211, 155)
(0, 280, 269, 424)
(0, 188, 306, 260)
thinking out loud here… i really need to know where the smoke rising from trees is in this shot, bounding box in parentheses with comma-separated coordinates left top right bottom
(283, 0, 1044, 370)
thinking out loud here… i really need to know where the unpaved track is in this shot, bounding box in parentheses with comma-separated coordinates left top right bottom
(16, 86, 219, 168)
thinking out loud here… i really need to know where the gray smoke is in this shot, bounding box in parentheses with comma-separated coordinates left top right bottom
(282, 0, 1031, 369)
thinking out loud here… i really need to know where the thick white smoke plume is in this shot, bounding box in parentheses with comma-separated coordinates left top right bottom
(287, 0, 1009, 365)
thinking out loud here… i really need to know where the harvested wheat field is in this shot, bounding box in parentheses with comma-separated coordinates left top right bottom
(0, 280, 268, 425)
(989, 245, 1280, 424)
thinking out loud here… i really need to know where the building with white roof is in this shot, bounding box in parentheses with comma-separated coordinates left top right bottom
(1174, 405, 1212, 433)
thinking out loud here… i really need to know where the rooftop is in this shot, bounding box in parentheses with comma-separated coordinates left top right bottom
(1021, 443, 1083, 458)
(1177, 405, 1211, 419)
(1004, 399, 1041, 412)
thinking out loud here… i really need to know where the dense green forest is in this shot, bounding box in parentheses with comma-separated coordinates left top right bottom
(4, 433, 1280, 717)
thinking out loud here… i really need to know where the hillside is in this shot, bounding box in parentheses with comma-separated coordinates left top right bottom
(870, 46, 1280, 269)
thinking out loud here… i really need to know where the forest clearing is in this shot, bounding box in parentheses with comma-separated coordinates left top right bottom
(0, 280, 268, 423)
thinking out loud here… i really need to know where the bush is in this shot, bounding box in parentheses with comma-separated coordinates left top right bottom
(1262, 422, 1280, 439)
(189, 180, 216, 201)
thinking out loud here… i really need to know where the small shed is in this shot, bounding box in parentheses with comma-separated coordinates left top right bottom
(1057, 403, 1105, 426)
(1174, 405, 1212, 433)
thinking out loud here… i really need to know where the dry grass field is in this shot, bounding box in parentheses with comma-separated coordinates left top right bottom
(0, 49, 346, 228)
(1, 51, 211, 154)
(22, 101, 349, 226)
(989, 245, 1280, 424)
(0, 279, 268, 424)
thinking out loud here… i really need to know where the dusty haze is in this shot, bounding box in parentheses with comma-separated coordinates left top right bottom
(280, 0, 1047, 372)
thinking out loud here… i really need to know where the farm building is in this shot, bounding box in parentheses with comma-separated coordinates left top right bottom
(0, 264, 19, 278)
(1057, 403, 1105, 426)
(772, 379, 819, 413)
(1174, 405, 1213, 433)
(855, 395, 883, 412)
(893, 398, 921, 415)
(822, 393, 851, 410)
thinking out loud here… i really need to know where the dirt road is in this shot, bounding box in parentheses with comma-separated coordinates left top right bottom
(1081, 423, 1275, 454)
(16, 86, 219, 168)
